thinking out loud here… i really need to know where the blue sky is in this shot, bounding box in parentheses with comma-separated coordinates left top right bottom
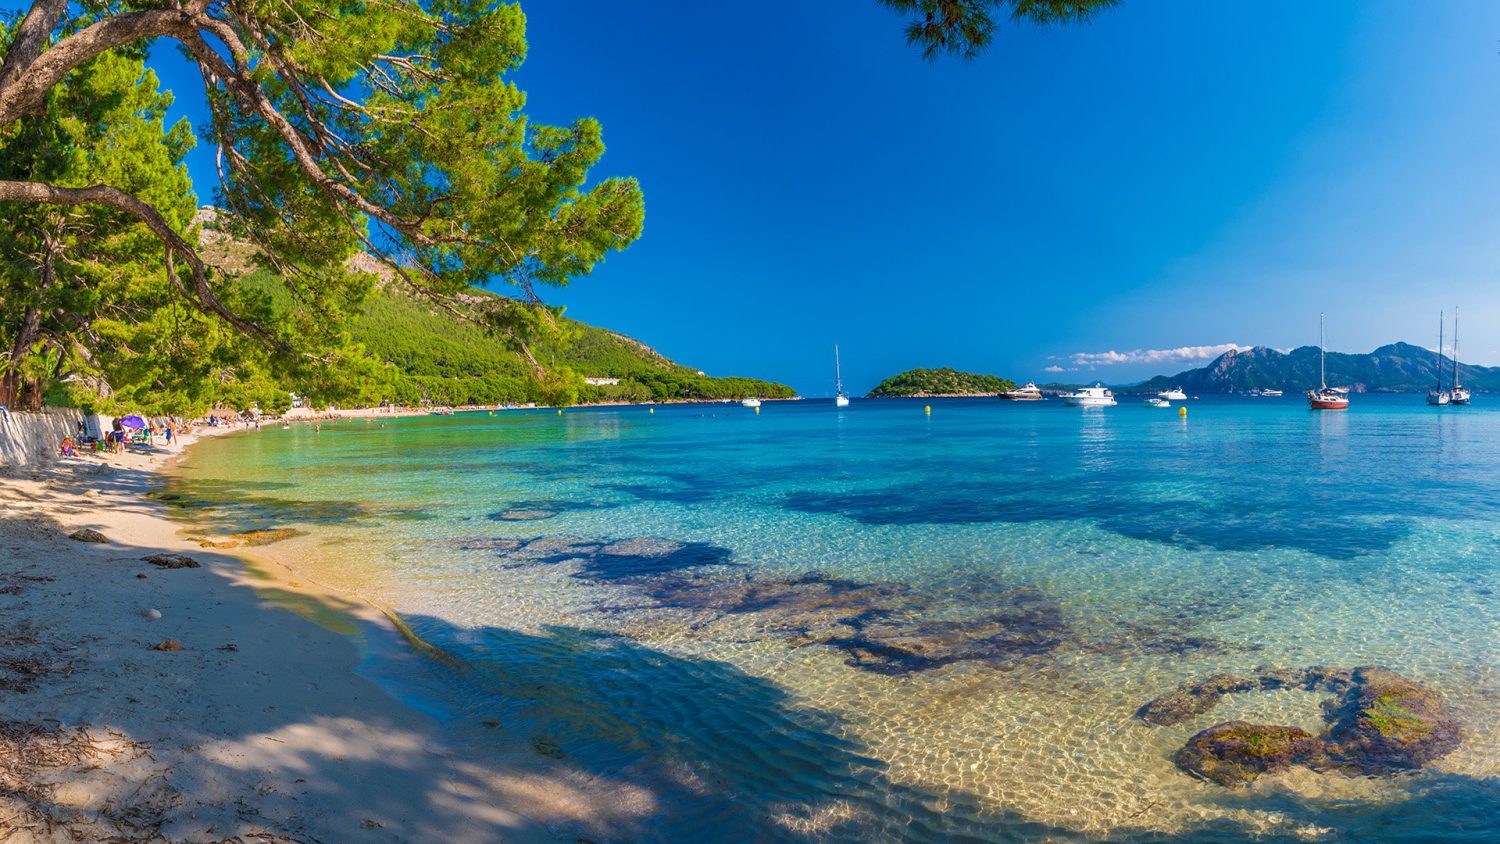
(48, 0, 1500, 393)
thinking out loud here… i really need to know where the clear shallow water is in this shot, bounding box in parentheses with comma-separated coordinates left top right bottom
(168, 397, 1500, 841)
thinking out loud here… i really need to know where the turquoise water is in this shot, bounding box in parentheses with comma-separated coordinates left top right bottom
(170, 397, 1500, 841)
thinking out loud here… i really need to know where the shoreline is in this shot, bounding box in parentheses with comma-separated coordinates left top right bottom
(0, 425, 645, 841)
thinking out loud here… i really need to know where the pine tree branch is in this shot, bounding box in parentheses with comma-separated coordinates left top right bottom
(0, 180, 278, 345)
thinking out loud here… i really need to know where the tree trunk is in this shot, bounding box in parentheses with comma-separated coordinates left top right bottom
(0, 306, 41, 408)
(0, 234, 55, 408)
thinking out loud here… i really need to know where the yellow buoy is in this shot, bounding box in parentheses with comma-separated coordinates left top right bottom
(557, 408, 563, 415)
(925, 405, 931, 415)
(754, 406, 760, 415)
(649, 407, 654, 414)
(1179, 406, 1187, 417)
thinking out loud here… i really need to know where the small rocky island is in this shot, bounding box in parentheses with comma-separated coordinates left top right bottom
(866, 367, 1015, 398)
(1139, 666, 1461, 786)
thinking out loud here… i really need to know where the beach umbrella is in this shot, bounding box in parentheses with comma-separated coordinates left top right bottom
(119, 415, 146, 429)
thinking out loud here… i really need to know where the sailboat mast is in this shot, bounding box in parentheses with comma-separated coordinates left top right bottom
(1320, 312, 1327, 390)
(834, 344, 843, 393)
(1453, 308, 1461, 389)
(1437, 311, 1445, 393)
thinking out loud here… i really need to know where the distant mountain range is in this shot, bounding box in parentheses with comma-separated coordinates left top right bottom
(1127, 343, 1496, 394)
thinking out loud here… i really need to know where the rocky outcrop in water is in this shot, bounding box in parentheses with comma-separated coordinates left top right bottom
(198, 528, 305, 549)
(1141, 666, 1461, 786)
(1174, 722, 1323, 786)
(624, 569, 1067, 675)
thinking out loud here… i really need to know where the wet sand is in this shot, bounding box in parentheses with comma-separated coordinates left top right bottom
(0, 427, 649, 842)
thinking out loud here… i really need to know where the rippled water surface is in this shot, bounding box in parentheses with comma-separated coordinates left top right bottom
(168, 397, 1500, 841)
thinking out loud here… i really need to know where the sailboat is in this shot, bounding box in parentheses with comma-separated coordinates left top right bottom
(1451, 308, 1471, 405)
(834, 345, 850, 407)
(1307, 313, 1349, 410)
(1427, 311, 1450, 406)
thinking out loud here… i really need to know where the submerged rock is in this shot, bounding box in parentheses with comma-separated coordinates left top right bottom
(630, 570, 1066, 675)
(442, 537, 526, 552)
(1139, 666, 1358, 726)
(1175, 721, 1324, 786)
(488, 509, 557, 522)
(1137, 673, 1260, 726)
(1321, 666, 1462, 773)
(494, 535, 737, 581)
(828, 588, 1064, 675)
(1142, 665, 1461, 785)
(198, 528, 305, 548)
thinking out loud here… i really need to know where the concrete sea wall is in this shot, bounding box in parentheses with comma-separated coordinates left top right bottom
(0, 408, 109, 472)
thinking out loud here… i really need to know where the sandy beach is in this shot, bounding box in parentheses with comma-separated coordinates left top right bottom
(0, 426, 648, 843)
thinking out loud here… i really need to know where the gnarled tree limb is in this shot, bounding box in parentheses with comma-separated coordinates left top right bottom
(0, 180, 276, 344)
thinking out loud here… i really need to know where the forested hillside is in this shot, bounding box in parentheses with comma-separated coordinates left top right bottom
(349, 284, 793, 406)
(867, 368, 1015, 397)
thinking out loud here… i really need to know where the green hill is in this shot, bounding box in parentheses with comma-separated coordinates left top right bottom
(354, 284, 794, 405)
(867, 368, 1015, 398)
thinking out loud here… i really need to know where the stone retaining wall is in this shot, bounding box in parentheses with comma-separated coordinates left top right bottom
(0, 408, 111, 472)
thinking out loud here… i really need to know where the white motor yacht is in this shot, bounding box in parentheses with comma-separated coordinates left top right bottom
(1059, 384, 1117, 407)
(1157, 387, 1187, 401)
(1000, 382, 1045, 401)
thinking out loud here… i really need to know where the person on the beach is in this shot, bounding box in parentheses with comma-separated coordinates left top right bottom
(164, 423, 174, 445)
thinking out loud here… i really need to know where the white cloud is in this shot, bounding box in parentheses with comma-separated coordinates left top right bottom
(1042, 365, 1073, 373)
(1066, 343, 1249, 367)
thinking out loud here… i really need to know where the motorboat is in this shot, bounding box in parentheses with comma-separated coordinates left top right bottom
(1143, 397, 1170, 408)
(742, 398, 761, 408)
(1307, 313, 1349, 410)
(1000, 382, 1045, 401)
(1059, 384, 1117, 407)
(1158, 388, 1187, 401)
(1261, 389, 1283, 397)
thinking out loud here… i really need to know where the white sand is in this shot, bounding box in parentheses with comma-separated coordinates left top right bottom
(0, 427, 651, 842)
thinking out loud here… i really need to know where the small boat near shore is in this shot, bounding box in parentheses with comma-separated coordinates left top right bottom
(1427, 311, 1451, 406)
(1143, 397, 1170, 408)
(1059, 384, 1117, 407)
(1158, 387, 1187, 401)
(742, 398, 761, 408)
(1452, 308, 1471, 405)
(1260, 389, 1283, 397)
(1308, 313, 1349, 410)
(1000, 382, 1045, 401)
